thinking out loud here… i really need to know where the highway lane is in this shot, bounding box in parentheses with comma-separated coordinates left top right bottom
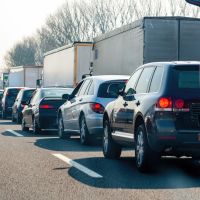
(0, 119, 200, 200)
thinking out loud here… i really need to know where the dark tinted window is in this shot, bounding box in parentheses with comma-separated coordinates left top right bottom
(98, 80, 126, 98)
(135, 67, 155, 93)
(172, 65, 200, 90)
(7, 88, 21, 97)
(124, 69, 142, 96)
(22, 90, 35, 101)
(149, 67, 163, 93)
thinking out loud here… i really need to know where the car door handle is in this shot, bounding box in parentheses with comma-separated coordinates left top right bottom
(123, 102, 128, 107)
(136, 100, 140, 106)
(79, 98, 83, 102)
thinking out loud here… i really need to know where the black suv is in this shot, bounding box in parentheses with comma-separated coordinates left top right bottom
(103, 62, 200, 172)
(1, 87, 23, 119)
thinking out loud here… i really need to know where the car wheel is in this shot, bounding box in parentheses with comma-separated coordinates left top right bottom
(16, 112, 22, 124)
(22, 117, 29, 131)
(12, 114, 16, 122)
(58, 114, 70, 139)
(135, 124, 159, 172)
(103, 118, 121, 159)
(80, 115, 90, 145)
(33, 117, 41, 134)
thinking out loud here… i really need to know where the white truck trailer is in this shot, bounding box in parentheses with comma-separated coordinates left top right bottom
(8, 66, 43, 88)
(93, 17, 200, 75)
(43, 42, 93, 87)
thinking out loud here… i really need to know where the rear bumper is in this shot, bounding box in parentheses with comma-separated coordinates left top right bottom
(148, 132, 200, 157)
(38, 115, 58, 130)
(86, 113, 103, 136)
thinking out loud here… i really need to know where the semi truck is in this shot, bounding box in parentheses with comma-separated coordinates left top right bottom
(8, 66, 43, 88)
(43, 42, 93, 87)
(93, 16, 200, 75)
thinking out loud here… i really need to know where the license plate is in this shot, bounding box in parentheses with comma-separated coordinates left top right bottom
(198, 134, 200, 141)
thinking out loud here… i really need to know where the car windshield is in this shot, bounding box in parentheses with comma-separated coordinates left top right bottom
(7, 88, 21, 98)
(97, 80, 126, 98)
(22, 90, 35, 101)
(41, 88, 73, 98)
(171, 65, 200, 92)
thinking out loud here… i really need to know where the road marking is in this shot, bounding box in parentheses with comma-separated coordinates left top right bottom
(52, 153, 103, 178)
(7, 130, 23, 137)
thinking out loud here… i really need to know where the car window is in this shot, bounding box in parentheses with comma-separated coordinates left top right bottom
(41, 89, 72, 98)
(22, 90, 35, 102)
(98, 80, 126, 98)
(16, 90, 23, 101)
(30, 91, 40, 104)
(78, 79, 91, 96)
(135, 67, 155, 94)
(124, 69, 142, 96)
(70, 81, 83, 99)
(170, 65, 200, 92)
(85, 80, 94, 95)
(149, 67, 164, 93)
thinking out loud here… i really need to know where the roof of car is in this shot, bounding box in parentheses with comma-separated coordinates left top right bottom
(141, 61, 200, 68)
(85, 75, 129, 81)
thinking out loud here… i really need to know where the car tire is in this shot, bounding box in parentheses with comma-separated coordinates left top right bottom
(135, 124, 159, 173)
(33, 117, 41, 134)
(12, 114, 16, 122)
(58, 114, 70, 139)
(80, 115, 90, 145)
(22, 117, 29, 131)
(103, 119, 121, 159)
(16, 112, 22, 124)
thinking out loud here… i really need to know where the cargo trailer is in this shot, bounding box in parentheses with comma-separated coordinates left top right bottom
(93, 17, 200, 75)
(8, 66, 43, 87)
(43, 42, 93, 87)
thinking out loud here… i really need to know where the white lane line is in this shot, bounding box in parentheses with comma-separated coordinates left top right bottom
(52, 153, 103, 178)
(7, 129, 23, 137)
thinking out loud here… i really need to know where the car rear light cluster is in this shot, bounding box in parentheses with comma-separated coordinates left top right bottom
(90, 103, 105, 114)
(39, 104, 54, 109)
(156, 97, 189, 112)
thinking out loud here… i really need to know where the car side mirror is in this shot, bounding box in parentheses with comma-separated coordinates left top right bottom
(62, 94, 70, 101)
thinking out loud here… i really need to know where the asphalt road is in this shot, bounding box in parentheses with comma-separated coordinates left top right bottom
(0, 119, 200, 200)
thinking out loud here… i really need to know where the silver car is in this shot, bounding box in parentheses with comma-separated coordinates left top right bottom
(58, 75, 129, 145)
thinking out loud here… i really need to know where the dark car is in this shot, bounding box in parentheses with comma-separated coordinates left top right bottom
(1, 87, 23, 119)
(12, 88, 35, 123)
(22, 87, 73, 134)
(0, 90, 4, 115)
(103, 61, 200, 172)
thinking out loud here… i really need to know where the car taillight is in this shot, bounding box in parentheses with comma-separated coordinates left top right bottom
(174, 99, 184, 109)
(90, 103, 104, 114)
(156, 97, 172, 111)
(39, 104, 54, 109)
(156, 97, 189, 112)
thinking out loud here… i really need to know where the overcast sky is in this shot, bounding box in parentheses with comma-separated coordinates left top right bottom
(0, 0, 67, 68)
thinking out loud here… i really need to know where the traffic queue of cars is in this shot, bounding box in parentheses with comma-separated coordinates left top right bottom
(1, 61, 200, 173)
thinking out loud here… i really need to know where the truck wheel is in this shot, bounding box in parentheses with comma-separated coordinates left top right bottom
(135, 124, 159, 172)
(58, 114, 70, 139)
(33, 117, 41, 134)
(103, 119, 121, 159)
(80, 115, 90, 145)
(22, 118, 29, 131)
